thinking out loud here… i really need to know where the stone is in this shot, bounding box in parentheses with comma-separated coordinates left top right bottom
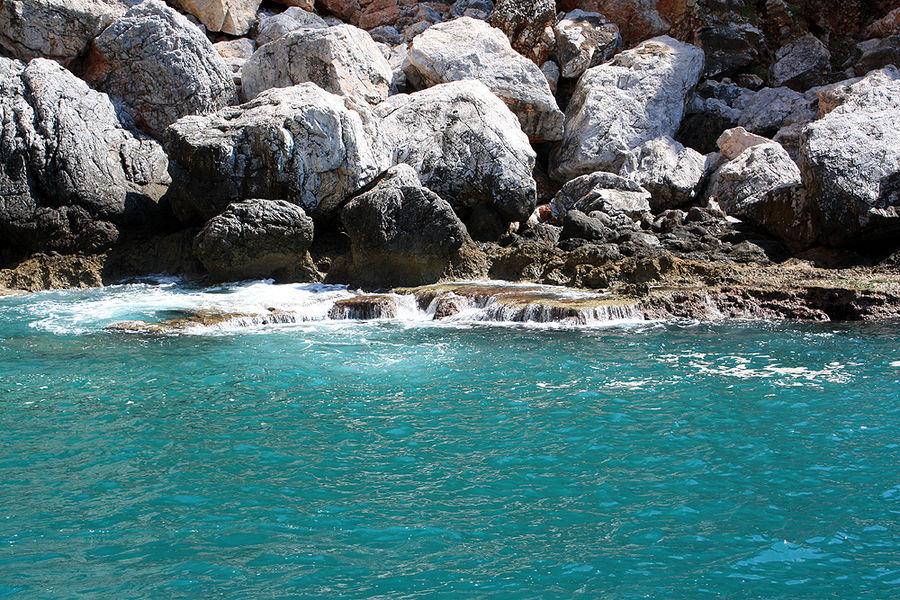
(865, 7, 900, 39)
(272, 0, 315, 9)
(676, 80, 751, 154)
(340, 164, 475, 287)
(800, 79, 900, 246)
(553, 10, 622, 79)
(694, 22, 763, 79)
(855, 36, 900, 75)
(193, 199, 315, 281)
(164, 83, 386, 223)
(375, 80, 537, 222)
(560, 210, 614, 243)
(488, 0, 556, 64)
(317, 0, 405, 30)
(816, 66, 900, 117)
(0, 0, 133, 66)
(737, 85, 818, 137)
(84, 0, 237, 138)
(619, 137, 707, 211)
(541, 61, 560, 95)
(241, 24, 392, 105)
(716, 127, 772, 160)
(169, 0, 262, 35)
(558, 0, 670, 46)
(449, 0, 494, 20)
(405, 17, 564, 142)
(369, 25, 404, 46)
(0, 58, 170, 259)
(549, 172, 651, 221)
(255, 6, 327, 46)
(550, 36, 705, 181)
(214, 38, 256, 90)
(768, 33, 831, 91)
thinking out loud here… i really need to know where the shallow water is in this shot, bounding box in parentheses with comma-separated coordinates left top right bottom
(1, 282, 899, 598)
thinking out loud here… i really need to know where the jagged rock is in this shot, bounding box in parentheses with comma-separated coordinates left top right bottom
(169, 0, 262, 35)
(855, 36, 900, 75)
(707, 142, 813, 247)
(549, 172, 651, 221)
(0, 0, 133, 66)
(488, 0, 556, 64)
(541, 61, 560, 94)
(375, 80, 536, 222)
(558, 0, 669, 46)
(164, 83, 386, 223)
(553, 10, 621, 79)
(255, 6, 327, 46)
(737, 86, 818, 137)
(619, 137, 707, 211)
(865, 7, 900, 38)
(193, 199, 315, 281)
(450, 0, 494, 20)
(716, 127, 771, 160)
(560, 210, 615, 243)
(550, 36, 705, 181)
(84, 0, 236, 138)
(816, 66, 900, 117)
(328, 295, 399, 320)
(695, 22, 763, 79)
(800, 79, 900, 246)
(214, 38, 256, 91)
(339, 164, 475, 287)
(405, 17, 563, 143)
(369, 25, 404, 46)
(768, 33, 831, 91)
(317, 0, 405, 30)
(677, 80, 751, 153)
(241, 24, 392, 104)
(0, 58, 170, 260)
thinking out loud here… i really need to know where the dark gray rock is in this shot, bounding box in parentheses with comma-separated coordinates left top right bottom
(560, 210, 614, 243)
(768, 33, 831, 91)
(855, 36, 900, 75)
(695, 22, 763, 78)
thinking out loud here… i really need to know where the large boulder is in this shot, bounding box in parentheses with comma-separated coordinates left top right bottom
(0, 0, 133, 66)
(550, 36, 704, 181)
(816, 66, 900, 117)
(193, 199, 315, 281)
(737, 86, 818, 138)
(553, 10, 621, 80)
(768, 33, 831, 91)
(800, 80, 900, 246)
(405, 17, 563, 142)
(549, 172, 651, 221)
(487, 0, 556, 64)
(84, 0, 237, 138)
(255, 6, 327, 46)
(854, 36, 900, 75)
(168, 0, 262, 35)
(241, 24, 392, 104)
(339, 164, 476, 287)
(0, 58, 170, 259)
(619, 136, 707, 211)
(164, 83, 386, 224)
(694, 22, 764, 79)
(375, 80, 537, 222)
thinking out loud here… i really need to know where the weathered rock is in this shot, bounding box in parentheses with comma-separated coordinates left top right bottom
(677, 80, 751, 154)
(328, 295, 399, 320)
(317, 0, 407, 30)
(541, 61, 560, 94)
(707, 142, 813, 247)
(560, 209, 615, 243)
(0, 0, 133, 66)
(558, 0, 669, 46)
(716, 127, 772, 160)
(169, 0, 262, 35)
(855, 36, 900, 75)
(768, 33, 831, 91)
(550, 172, 651, 221)
(737, 85, 818, 138)
(339, 164, 476, 287)
(241, 24, 392, 104)
(194, 199, 315, 281)
(488, 0, 556, 64)
(550, 36, 705, 181)
(449, 0, 494, 20)
(214, 38, 256, 91)
(694, 22, 763, 79)
(255, 6, 327, 46)
(553, 10, 621, 79)
(84, 0, 236, 138)
(865, 7, 900, 39)
(375, 80, 536, 222)
(165, 83, 386, 223)
(816, 66, 900, 117)
(619, 137, 707, 211)
(0, 58, 170, 259)
(405, 17, 563, 142)
(800, 80, 900, 246)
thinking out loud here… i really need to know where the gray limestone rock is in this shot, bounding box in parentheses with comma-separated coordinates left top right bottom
(550, 172, 651, 222)
(241, 24, 392, 105)
(550, 36, 705, 181)
(404, 17, 563, 143)
(193, 199, 315, 282)
(854, 36, 900, 75)
(619, 137, 708, 211)
(0, 58, 170, 258)
(768, 33, 831, 91)
(553, 10, 621, 79)
(255, 6, 327, 46)
(737, 85, 818, 137)
(375, 80, 537, 222)
(169, 0, 262, 35)
(815, 66, 900, 117)
(488, 0, 556, 64)
(164, 83, 387, 223)
(85, 0, 237, 138)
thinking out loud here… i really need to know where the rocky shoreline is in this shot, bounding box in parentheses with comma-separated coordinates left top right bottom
(1, 1, 899, 322)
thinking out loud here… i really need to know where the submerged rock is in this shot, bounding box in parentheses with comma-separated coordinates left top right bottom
(84, 0, 237, 137)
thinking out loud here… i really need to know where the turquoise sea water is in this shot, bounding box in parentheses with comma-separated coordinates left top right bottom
(1, 282, 899, 599)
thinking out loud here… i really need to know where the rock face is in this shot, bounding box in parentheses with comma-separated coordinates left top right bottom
(550, 36, 705, 181)
(164, 83, 386, 223)
(193, 199, 315, 281)
(375, 80, 537, 222)
(0, 58, 170, 260)
(84, 0, 237, 138)
(340, 164, 474, 287)
(0, 0, 133, 66)
(768, 33, 831, 91)
(816, 66, 900, 117)
(487, 0, 556, 64)
(619, 137, 707, 211)
(800, 80, 900, 246)
(241, 24, 392, 104)
(405, 17, 563, 142)
(255, 6, 327, 46)
(553, 10, 621, 79)
(169, 0, 262, 35)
